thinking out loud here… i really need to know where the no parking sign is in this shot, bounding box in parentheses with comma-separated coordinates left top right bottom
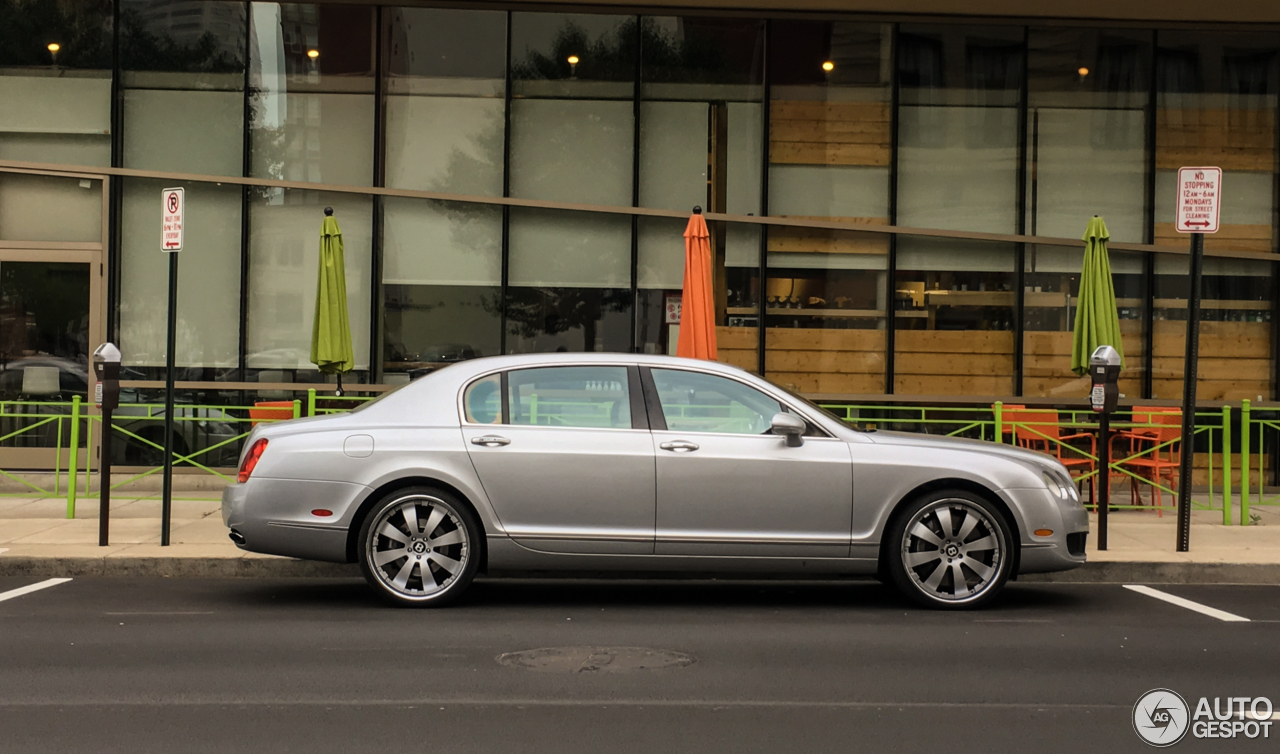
(162, 187, 184, 251)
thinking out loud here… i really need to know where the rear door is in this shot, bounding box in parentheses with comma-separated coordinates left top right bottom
(461, 364, 655, 555)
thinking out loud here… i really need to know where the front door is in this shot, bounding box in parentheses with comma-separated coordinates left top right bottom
(646, 367, 853, 558)
(461, 364, 655, 555)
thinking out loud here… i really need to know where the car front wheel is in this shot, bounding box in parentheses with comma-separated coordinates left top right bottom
(358, 487, 481, 607)
(886, 490, 1013, 609)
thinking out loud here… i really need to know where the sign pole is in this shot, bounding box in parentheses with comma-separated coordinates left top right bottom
(1098, 412, 1109, 551)
(1176, 232, 1203, 553)
(159, 187, 184, 547)
(161, 252, 177, 546)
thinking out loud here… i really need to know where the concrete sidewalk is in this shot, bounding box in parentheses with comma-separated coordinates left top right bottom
(1, 494, 1279, 583)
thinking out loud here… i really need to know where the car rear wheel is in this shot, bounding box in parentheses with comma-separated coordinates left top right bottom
(358, 487, 480, 607)
(886, 490, 1012, 609)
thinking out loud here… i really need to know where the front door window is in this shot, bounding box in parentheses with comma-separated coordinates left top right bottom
(650, 368, 780, 435)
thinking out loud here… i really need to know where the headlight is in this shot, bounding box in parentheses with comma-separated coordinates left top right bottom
(1042, 470, 1073, 501)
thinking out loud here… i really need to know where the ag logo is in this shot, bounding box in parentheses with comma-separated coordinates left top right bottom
(1134, 689, 1190, 747)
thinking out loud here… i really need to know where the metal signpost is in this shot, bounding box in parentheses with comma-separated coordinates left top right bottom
(1173, 167, 1221, 553)
(160, 187, 184, 546)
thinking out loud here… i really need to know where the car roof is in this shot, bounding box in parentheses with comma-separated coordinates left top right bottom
(444, 351, 750, 377)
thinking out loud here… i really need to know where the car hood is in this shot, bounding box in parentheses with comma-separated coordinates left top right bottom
(861, 429, 1067, 476)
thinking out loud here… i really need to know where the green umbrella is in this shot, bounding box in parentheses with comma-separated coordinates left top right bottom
(1071, 215, 1125, 376)
(310, 208, 354, 394)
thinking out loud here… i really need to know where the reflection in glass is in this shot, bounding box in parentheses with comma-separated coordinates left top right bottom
(1022, 244, 1146, 399)
(249, 2, 374, 186)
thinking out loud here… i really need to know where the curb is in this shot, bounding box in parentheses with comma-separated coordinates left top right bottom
(0, 557, 1277, 584)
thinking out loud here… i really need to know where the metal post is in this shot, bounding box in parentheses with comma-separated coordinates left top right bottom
(1098, 413, 1109, 551)
(98, 401, 113, 547)
(161, 252, 178, 547)
(993, 401, 1004, 444)
(1176, 232, 1203, 552)
(67, 395, 80, 519)
(1222, 404, 1232, 526)
(1241, 399, 1252, 525)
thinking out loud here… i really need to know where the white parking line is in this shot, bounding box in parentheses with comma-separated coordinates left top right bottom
(1124, 585, 1250, 622)
(0, 578, 72, 604)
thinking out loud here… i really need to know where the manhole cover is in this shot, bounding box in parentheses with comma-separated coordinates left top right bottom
(497, 646, 694, 674)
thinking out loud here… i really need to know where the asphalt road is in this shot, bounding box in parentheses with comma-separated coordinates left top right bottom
(0, 576, 1276, 753)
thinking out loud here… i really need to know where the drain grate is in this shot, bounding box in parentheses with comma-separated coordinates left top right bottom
(497, 646, 695, 674)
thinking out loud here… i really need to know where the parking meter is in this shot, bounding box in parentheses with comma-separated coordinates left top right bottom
(92, 343, 121, 546)
(1089, 345, 1121, 414)
(92, 343, 121, 411)
(1088, 344, 1121, 551)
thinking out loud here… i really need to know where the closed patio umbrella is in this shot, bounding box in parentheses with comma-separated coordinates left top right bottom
(676, 208, 717, 361)
(1071, 215, 1124, 376)
(311, 207, 354, 395)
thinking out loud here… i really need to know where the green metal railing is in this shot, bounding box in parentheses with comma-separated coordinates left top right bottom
(0, 389, 1270, 525)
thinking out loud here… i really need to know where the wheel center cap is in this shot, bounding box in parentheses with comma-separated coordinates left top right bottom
(411, 541, 428, 554)
(944, 543, 960, 558)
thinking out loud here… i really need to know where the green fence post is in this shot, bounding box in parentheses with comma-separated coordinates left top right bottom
(83, 413, 93, 496)
(292, 399, 302, 419)
(1218, 405, 1233, 525)
(307, 389, 317, 418)
(66, 396, 81, 519)
(993, 401, 1003, 445)
(1241, 399, 1251, 525)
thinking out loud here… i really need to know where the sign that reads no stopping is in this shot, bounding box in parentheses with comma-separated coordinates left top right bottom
(162, 187, 184, 251)
(1175, 167, 1222, 234)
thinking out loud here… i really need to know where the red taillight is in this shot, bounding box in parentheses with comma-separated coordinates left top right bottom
(238, 438, 268, 483)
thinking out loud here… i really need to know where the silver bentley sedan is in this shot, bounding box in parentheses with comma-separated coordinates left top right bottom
(223, 353, 1088, 609)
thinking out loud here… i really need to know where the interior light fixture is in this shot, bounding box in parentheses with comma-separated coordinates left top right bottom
(1077, 66, 1089, 77)
(47, 42, 61, 53)
(567, 54, 580, 65)
(822, 60, 835, 72)
(307, 49, 320, 59)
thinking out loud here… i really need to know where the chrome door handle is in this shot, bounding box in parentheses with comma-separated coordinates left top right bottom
(471, 435, 511, 447)
(659, 440, 699, 452)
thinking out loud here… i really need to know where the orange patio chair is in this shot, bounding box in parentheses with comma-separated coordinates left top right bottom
(1005, 408, 1099, 504)
(1115, 407, 1182, 515)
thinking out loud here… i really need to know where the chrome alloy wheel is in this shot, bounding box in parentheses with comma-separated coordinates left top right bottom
(900, 499, 1004, 604)
(366, 494, 470, 601)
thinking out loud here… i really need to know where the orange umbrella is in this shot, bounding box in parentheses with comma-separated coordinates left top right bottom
(677, 208, 718, 361)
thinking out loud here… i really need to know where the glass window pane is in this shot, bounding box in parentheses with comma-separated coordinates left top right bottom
(651, 368, 779, 434)
(1026, 28, 1151, 243)
(247, 189, 371, 375)
(120, 178, 241, 371)
(897, 25, 1023, 233)
(894, 236, 1016, 396)
(1022, 244, 1146, 399)
(1153, 254, 1272, 401)
(249, 3, 374, 185)
(120, 0, 247, 176)
(384, 7, 505, 195)
(0, 0, 113, 167)
(0, 173, 101, 242)
(463, 374, 501, 424)
(0, 262, 90, 368)
(381, 197, 501, 376)
(508, 366, 631, 429)
(1156, 32, 1277, 255)
(765, 225, 887, 394)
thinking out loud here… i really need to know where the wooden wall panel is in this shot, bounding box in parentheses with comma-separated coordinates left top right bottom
(716, 326, 758, 372)
(770, 101, 891, 167)
(1154, 222, 1273, 253)
(1149, 321, 1272, 401)
(767, 216, 890, 256)
(1155, 108, 1275, 172)
(894, 330, 1014, 396)
(1022, 328, 1145, 398)
(760, 327, 885, 393)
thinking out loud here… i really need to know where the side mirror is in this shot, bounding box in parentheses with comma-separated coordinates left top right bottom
(770, 412, 806, 447)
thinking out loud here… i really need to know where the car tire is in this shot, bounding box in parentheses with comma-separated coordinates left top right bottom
(357, 486, 482, 607)
(885, 489, 1013, 610)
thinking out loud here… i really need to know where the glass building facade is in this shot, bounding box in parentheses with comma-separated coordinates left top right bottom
(1, 1, 1278, 405)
